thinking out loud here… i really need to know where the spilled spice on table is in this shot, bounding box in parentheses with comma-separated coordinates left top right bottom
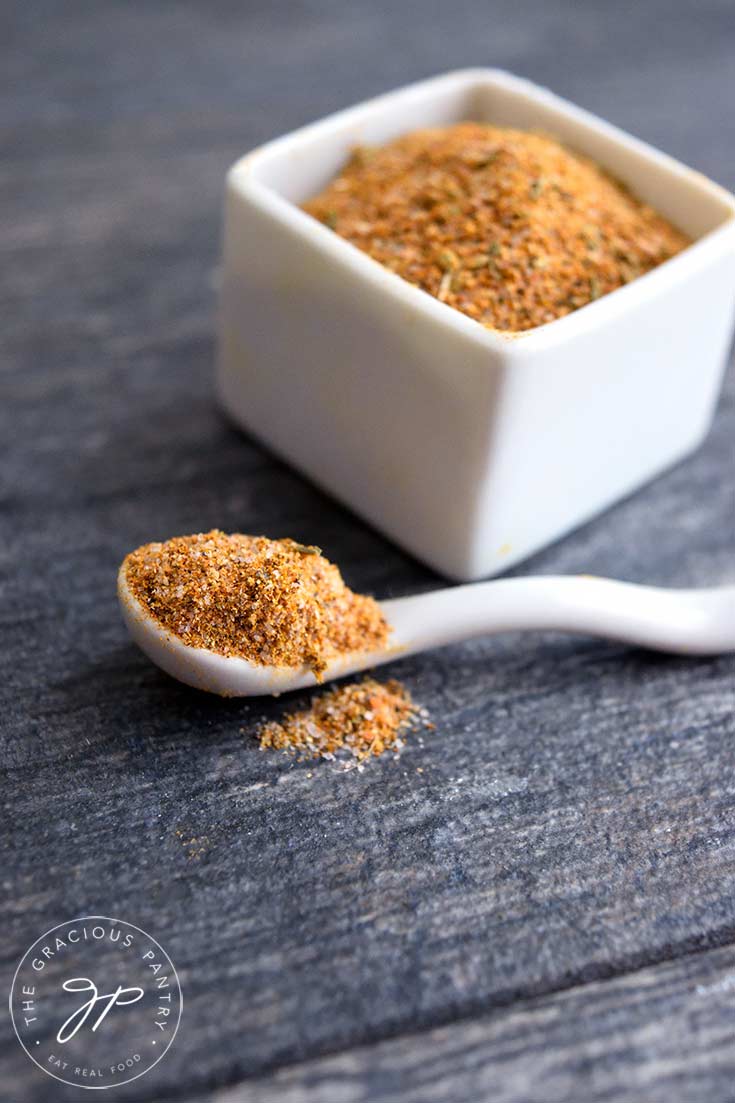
(256, 677, 432, 767)
(123, 531, 389, 677)
(303, 122, 689, 332)
(175, 828, 209, 862)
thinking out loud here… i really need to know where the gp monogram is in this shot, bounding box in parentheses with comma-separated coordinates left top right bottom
(9, 916, 182, 1090)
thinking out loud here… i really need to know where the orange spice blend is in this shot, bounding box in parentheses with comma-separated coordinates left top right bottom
(303, 122, 690, 332)
(256, 676, 431, 765)
(122, 531, 390, 676)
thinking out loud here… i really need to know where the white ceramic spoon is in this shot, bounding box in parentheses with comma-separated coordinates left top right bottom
(118, 568, 735, 697)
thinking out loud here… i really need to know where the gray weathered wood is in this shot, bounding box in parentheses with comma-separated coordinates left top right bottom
(198, 944, 735, 1103)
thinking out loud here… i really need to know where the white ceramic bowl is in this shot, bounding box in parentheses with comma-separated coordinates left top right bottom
(218, 69, 735, 581)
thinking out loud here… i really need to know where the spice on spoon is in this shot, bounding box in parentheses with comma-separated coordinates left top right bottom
(256, 676, 430, 765)
(123, 530, 390, 677)
(303, 122, 690, 332)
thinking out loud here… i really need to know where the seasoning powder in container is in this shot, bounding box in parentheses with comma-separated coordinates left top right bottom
(303, 122, 689, 332)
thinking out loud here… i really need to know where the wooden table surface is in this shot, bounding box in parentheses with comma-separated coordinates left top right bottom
(2, 2, 734, 1100)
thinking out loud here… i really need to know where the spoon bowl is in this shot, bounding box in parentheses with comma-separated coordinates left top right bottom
(117, 570, 385, 696)
(118, 568, 735, 697)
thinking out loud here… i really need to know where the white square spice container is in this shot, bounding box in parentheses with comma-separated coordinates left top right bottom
(218, 69, 735, 581)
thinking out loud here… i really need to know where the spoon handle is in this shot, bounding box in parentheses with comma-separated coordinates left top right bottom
(380, 577, 735, 657)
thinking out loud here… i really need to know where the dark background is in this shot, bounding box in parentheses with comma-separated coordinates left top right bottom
(2, 2, 734, 1101)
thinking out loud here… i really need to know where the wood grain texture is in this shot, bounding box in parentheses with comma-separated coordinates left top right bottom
(1, 2, 734, 1101)
(196, 944, 735, 1103)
